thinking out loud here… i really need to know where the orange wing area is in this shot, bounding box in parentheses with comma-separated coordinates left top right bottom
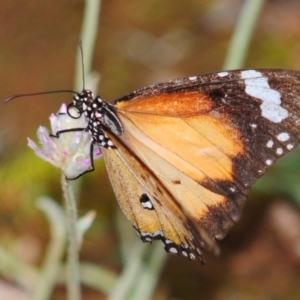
(116, 92, 244, 188)
(107, 91, 249, 255)
(116, 92, 214, 116)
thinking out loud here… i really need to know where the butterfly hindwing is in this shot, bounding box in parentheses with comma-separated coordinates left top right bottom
(103, 136, 219, 261)
(103, 147, 164, 243)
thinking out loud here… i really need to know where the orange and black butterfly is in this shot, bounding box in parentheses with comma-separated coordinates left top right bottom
(63, 68, 300, 262)
(11, 68, 300, 262)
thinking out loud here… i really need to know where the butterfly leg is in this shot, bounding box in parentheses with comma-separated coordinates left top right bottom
(50, 127, 86, 138)
(49, 127, 98, 180)
(65, 142, 96, 180)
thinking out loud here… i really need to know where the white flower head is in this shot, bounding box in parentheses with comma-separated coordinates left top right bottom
(28, 103, 102, 179)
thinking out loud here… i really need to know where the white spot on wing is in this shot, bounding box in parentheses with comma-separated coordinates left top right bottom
(182, 251, 188, 257)
(276, 148, 283, 155)
(141, 199, 153, 209)
(169, 247, 178, 254)
(189, 253, 196, 260)
(277, 132, 290, 142)
(217, 71, 229, 77)
(241, 70, 288, 123)
(266, 159, 273, 166)
(266, 140, 274, 148)
(153, 230, 163, 237)
(287, 144, 294, 150)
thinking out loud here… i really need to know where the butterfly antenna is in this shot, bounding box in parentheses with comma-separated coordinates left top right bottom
(78, 39, 86, 90)
(5, 40, 86, 104)
(4, 90, 78, 104)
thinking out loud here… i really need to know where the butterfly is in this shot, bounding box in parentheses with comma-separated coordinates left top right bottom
(63, 68, 300, 262)
(9, 68, 300, 262)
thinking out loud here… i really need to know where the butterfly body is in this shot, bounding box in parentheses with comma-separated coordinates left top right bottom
(70, 68, 300, 261)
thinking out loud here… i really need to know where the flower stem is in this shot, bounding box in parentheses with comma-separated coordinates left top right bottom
(61, 173, 81, 300)
(130, 243, 166, 300)
(223, 0, 265, 70)
(108, 241, 148, 300)
(75, 0, 102, 91)
(32, 197, 66, 300)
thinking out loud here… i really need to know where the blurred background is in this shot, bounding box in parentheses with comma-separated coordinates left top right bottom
(0, 0, 300, 299)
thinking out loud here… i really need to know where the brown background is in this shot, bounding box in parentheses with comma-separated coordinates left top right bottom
(0, 0, 300, 299)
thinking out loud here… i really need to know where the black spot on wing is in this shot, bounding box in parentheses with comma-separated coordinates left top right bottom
(208, 88, 225, 99)
(139, 193, 154, 210)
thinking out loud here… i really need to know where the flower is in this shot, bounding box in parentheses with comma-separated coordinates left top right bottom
(28, 103, 102, 179)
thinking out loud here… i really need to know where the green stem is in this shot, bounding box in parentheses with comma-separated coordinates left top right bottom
(107, 241, 148, 300)
(61, 174, 81, 300)
(130, 243, 166, 300)
(75, 0, 102, 91)
(32, 197, 67, 300)
(223, 0, 265, 70)
(61, 1, 102, 299)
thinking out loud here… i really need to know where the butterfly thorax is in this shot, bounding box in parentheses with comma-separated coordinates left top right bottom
(72, 89, 123, 148)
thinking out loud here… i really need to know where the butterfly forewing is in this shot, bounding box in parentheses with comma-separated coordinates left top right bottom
(115, 69, 300, 190)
